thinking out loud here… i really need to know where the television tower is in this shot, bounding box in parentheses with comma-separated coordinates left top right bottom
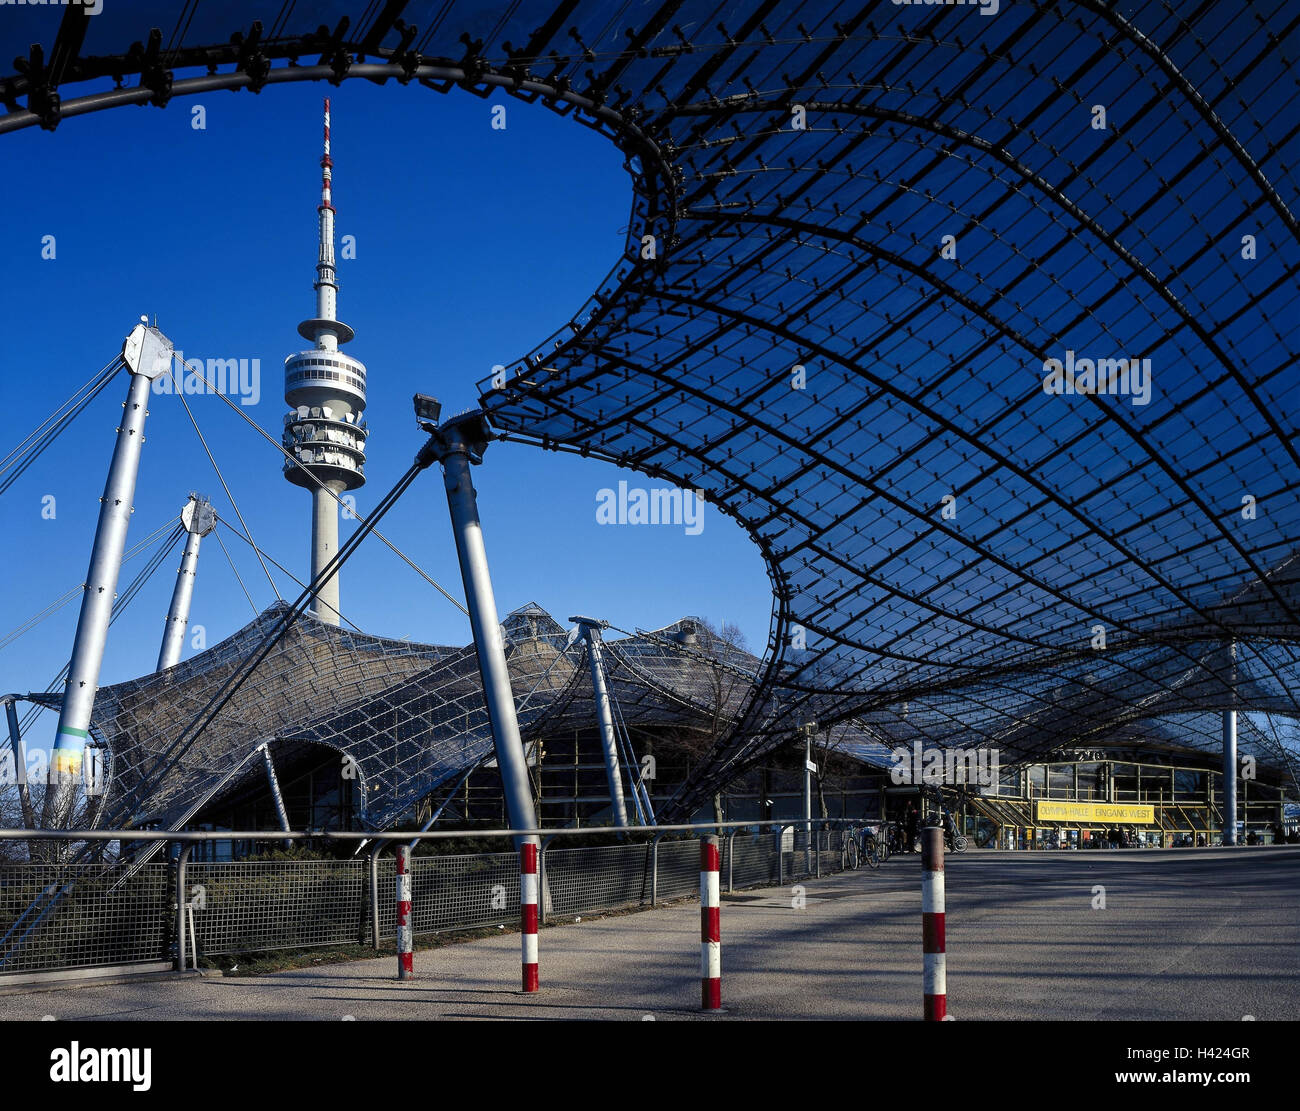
(282, 97, 367, 626)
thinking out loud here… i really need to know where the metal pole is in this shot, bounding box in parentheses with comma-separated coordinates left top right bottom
(727, 828, 739, 893)
(573, 618, 630, 829)
(922, 826, 946, 1019)
(520, 841, 539, 992)
(700, 834, 722, 1011)
(175, 842, 192, 972)
(261, 744, 291, 846)
(395, 844, 413, 979)
(631, 738, 657, 826)
(44, 324, 174, 832)
(4, 698, 35, 831)
(803, 724, 814, 877)
(428, 413, 539, 851)
(1223, 709, 1238, 846)
(651, 832, 664, 906)
(157, 494, 215, 671)
(538, 838, 550, 927)
(368, 841, 383, 950)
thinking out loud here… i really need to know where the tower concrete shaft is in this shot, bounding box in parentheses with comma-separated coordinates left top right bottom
(283, 97, 367, 627)
(43, 323, 174, 831)
(311, 479, 346, 624)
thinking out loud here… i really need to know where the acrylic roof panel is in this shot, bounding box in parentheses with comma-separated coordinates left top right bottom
(4, 2, 1299, 811)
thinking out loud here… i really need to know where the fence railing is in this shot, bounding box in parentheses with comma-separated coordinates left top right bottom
(0, 821, 857, 980)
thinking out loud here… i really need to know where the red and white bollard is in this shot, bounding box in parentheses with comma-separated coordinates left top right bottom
(700, 835, 722, 1011)
(921, 826, 946, 1020)
(396, 844, 413, 980)
(520, 840, 539, 992)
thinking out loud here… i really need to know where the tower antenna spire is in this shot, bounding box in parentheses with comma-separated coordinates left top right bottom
(282, 97, 369, 627)
(308, 95, 344, 347)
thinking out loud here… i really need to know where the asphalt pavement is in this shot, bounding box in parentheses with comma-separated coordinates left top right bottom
(2, 846, 1296, 1020)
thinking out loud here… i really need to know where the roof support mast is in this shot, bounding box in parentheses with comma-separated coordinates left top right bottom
(156, 494, 216, 672)
(4, 698, 35, 830)
(415, 402, 539, 853)
(572, 617, 630, 830)
(42, 322, 174, 834)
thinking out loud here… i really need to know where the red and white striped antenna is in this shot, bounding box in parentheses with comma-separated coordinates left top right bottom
(320, 96, 334, 213)
(311, 96, 340, 338)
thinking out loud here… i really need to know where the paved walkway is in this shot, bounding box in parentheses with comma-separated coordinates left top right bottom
(2, 847, 1297, 1020)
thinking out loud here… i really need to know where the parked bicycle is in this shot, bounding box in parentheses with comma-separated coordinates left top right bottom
(843, 831, 861, 870)
(886, 820, 910, 855)
(863, 826, 884, 868)
(919, 810, 969, 853)
(846, 825, 885, 869)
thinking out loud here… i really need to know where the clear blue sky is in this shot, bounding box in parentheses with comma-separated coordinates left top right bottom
(0, 79, 772, 750)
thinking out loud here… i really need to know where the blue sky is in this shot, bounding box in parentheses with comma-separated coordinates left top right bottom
(0, 79, 772, 749)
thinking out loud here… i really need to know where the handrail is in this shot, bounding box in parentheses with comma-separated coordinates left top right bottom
(725, 827, 741, 893)
(0, 818, 861, 843)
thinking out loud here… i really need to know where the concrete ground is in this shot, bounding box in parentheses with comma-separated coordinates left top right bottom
(2, 846, 1297, 1020)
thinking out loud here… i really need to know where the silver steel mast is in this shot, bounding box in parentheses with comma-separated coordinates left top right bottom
(421, 407, 539, 851)
(156, 493, 216, 671)
(42, 322, 174, 830)
(572, 617, 630, 829)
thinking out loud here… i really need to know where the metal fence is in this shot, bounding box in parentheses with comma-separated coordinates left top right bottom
(0, 823, 854, 979)
(190, 859, 368, 957)
(0, 860, 172, 975)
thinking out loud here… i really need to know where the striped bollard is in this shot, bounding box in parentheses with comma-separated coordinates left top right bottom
(700, 835, 722, 1011)
(521, 840, 539, 992)
(396, 845, 414, 980)
(921, 826, 946, 1020)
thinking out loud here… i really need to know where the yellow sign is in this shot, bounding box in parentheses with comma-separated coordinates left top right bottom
(1035, 801, 1154, 824)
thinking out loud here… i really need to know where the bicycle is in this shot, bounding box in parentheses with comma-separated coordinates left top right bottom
(919, 818, 970, 854)
(843, 833, 861, 871)
(845, 826, 882, 869)
(886, 821, 909, 856)
(863, 829, 882, 869)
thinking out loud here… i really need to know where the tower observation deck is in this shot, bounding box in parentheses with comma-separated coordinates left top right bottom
(283, 97, 367, 626)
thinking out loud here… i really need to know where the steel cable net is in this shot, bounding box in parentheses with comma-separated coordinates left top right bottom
(20, 603, 560, 832)
(12, 605, 834, 834)
(2, 2, 1299, 815)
